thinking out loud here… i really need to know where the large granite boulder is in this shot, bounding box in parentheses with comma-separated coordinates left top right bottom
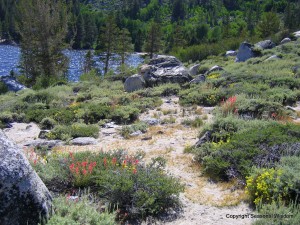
(0, 130, 52, 225)
(0, 76, 27, 92)
(139, 55, 192, 86)
(124, 74, 145, 92)
(235, 42, 255, 62)
(255, 40, 276, 49)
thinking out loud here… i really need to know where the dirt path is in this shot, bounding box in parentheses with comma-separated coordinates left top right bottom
(4, 97, 254, 225)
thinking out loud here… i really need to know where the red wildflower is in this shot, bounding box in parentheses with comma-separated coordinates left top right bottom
(82, 169, 87, 175)
(69, 163, 75, 171)
(133, 168, 137, 174)
(103, 158, 107, 167)
(82, 161, 88, 168)
(112, 157, 117, 165)
(75, 167, 79, 175)
(271, 113, 277, 118)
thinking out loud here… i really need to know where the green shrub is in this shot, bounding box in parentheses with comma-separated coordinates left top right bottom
(120, 122, 148, 139)
(254, 202, 300, 225)
(78, 104, 111, 124)
(48, 123, 99, 141)
(179, 85, 225, 106)
(46, 195, 116, 225)
(246, 168, 290, 206)
(0, 81, 8, 94)
(196, 122, 300, 180)
(181, 117, 203, 128)
(0, 112, 13, 123)
(40, 117, 57, 130)
(32, 150, 183, 220)
(96, 157, 184, 219)
(111, 106, 140, 124)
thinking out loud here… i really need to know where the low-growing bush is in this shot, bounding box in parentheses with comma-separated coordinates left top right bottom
(31, 150, 183, 221)
(96, 156, 184, 219)
(0, 81, 8, 94)
(111, 106, 140, 124)
(47, 195, 116, 225)
(254, 202, 300, 225)
(40, 117, 57, 130)
(196, 122, 300, 181)
(120, 122, 148, 139)
(181, 117, 203, 128)
(246, 168, 290, 206)
(47, 123, 99, 140)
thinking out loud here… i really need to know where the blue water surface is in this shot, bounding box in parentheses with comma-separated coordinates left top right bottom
(0, 45, 143, 82)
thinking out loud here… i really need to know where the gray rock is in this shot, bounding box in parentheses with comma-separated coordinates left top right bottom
(38, 130, 49, 139)
(294, 31, 300, 38)
(124, 74, 145, 92)
(280, 38, 291, 45)
(142, 118, 160, 126)
(190, 75, 206, 84)
(235, 42, 254, 62)
(0, 76, 27, 92)
(70, 137, 97, 146)
(139, 55, 192, 86)
(206, 65, 224, 75)
(195, 131, 211, 148)
(255, 40, 276, 49)
(0, 130, 52, 225)
(265, 55, 280, 61)
(189, 64, 200, 76)
(24, 140, 64, 149)
(225, 50, 237, 57)
(130, 130, 143, 137)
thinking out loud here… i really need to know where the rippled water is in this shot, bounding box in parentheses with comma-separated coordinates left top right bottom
(0, 45, 144, 82)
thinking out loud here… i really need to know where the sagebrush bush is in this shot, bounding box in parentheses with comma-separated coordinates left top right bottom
(196, 122, 300, 180)
(45, 195, 116, 225)
(31, 150, 183, 221)
(120, 122, 148, 139)
(254, 202, 300, 225)
(40, 117, 56, 130)
(47, 123, 99, 140)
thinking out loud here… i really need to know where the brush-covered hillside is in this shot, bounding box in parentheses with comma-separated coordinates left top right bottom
(1, 36, 300, 224)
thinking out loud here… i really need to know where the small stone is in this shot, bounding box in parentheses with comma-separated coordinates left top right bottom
(70, 137, 97, 146)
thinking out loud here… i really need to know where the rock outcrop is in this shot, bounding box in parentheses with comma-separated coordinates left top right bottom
(0, 130, 52, 225)
(294, 31, 300, 38)
(235, 42, 255, 62)
(0, 76, 27, 92)
(190, 75, 206, 84)
(280, 38, 291, 45)
(225, 50, 237, 57)
(189, 64, 201, 76)
(139, 55, 192, 87)
(70, 137, 97, 146)
(124, 74, 145, 92)
(255, 40, 276, 49)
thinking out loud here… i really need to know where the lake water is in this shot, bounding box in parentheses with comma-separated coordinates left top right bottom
(0, 45, 144, 82)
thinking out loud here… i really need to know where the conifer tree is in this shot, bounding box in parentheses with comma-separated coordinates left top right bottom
(145, 21, 161, 58)
(17, 0, 69, 87)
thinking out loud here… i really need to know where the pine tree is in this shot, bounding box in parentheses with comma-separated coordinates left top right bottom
(98, 15, 120, 75)
(145, 21, 161, 58)
(117, 28, 133, 65)
(83, 50, 96, 73)
(17, 0, 69, 87)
